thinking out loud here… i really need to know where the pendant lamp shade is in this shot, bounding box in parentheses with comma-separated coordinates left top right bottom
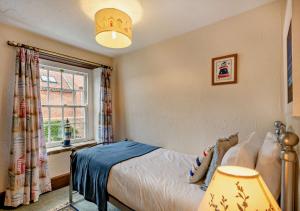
(95, 8, 132, 48)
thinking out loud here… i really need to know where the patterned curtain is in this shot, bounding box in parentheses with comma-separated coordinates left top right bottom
(99, 68, 113, 143)
(5, 48, 52, 207)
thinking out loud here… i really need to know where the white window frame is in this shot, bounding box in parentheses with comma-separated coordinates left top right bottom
(40, 60, 94, 148)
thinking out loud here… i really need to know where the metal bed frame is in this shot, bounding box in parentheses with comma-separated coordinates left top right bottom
(275, 121, 299, 211)
(69, 121, 299, 211)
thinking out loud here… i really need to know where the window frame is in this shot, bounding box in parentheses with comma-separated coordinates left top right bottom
(39, 60, 94, 148)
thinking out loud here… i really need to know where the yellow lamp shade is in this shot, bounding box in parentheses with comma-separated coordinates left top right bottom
(95, 8, 132, 48)
(198, 166, 281, 211)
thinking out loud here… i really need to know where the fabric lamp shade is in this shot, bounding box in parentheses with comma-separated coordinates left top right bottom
(95, 8, 132, 48)
(198, 166, 281, 211)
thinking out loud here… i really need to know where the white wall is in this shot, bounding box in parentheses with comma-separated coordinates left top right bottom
(0, 22, 113, 192)
(48, 152, 71, 178)
(114, 1, 284, 154)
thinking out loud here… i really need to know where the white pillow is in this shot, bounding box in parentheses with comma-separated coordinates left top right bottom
(221, 132, 260, 169)
(255, 132, 281, 199)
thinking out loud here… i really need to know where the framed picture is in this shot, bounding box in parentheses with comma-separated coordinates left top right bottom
(212, 54, 238, 85)
(287, 22, 293, 103)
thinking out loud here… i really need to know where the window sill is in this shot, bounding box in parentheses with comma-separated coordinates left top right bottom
(47, 140, 97, 155)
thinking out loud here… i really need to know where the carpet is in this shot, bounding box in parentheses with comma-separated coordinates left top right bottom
(49, 202, 78, 211)
(49, 201, 120, 211)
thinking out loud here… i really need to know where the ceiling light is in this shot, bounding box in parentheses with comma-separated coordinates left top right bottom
(95, 8, 132, 49)
(80, 0, 143, 25)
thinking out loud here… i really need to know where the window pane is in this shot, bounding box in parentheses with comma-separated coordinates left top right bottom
(62, 72, 73, 90)
(40, 89, 48, 105)
(48, 70, 61, 105)
(75, 108, 85, 139)
(74, 90, 85, 105)
(75, 108, 85, 124)
(64, 107, 75, 124)
(70, 124, 75, 140)
(50, 107, 62, 122)
(42, 107, 49, 122)
(62, 90, 74, 105)
(49, 70, 61, 89)
(40, 68, 48, 105)
(74, 74, 84, 91)
(50, 123, 63, 142)
(74, 74, 86, 105)
(42, 107, 49, 142)
(75, 123, 85, 139)
(49, 89, 61, 105)
(64, 108, 75, 139)
(40, 68, 48, 88)
(50, 107, 63, 142)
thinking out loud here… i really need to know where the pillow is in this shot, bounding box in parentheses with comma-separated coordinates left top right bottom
(221, 132, 261, 169)
(200, 133, 238, 191)
(188, 146, 214, 183)
(255, 132, 281, 199)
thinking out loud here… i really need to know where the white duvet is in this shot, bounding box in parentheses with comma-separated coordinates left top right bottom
(107, 148, 204, 211)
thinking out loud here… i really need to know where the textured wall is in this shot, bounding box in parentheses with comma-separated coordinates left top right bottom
(0, 22, 112, 192)
(114, 1, 284, 154)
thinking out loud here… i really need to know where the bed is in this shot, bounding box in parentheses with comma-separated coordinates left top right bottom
(69, 121, 299, 211)
(107, 148, 204, 211)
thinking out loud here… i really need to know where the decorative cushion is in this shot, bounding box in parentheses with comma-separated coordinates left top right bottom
(221, 132, 261, 169)
(188, 146, 214, 183)
(200, 133, 238, 191)
(255, 132, 281, 199)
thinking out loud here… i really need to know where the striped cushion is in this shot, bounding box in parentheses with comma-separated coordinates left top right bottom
(200, 133, 238, 190)
(188, 146, 214, 183)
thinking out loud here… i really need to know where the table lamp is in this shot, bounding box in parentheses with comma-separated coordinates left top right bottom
(198, 166, 281, 211)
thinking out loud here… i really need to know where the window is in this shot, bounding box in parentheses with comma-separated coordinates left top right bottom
(40, 64, 88, 147)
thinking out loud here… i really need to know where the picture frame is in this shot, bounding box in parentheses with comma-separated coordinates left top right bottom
(287, 22, 293, 103)
(212, 54, 238, 85)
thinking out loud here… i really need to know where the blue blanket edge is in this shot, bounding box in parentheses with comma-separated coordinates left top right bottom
(72, 140, 160, 211)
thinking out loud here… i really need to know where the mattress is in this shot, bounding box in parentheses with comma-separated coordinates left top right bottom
(107, 148, 204, 211)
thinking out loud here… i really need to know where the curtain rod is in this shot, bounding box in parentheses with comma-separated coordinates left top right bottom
(7, 41, 112, 70)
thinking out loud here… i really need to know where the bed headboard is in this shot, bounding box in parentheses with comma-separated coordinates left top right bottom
(275, 121, 299, 211)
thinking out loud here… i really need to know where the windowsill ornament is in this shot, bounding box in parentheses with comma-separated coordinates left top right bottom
(63, 118, 72, 147)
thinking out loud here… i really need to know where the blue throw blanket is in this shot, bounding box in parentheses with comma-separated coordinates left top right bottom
(72, 140, 159, 211)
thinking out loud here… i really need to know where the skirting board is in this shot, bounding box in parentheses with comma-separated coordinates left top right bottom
(51, 173, 70, 191)
(0, 192, 4, 209)
(0, 173, 70, 208)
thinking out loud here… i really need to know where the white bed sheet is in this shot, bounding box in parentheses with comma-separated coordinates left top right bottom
(107, 148, 204, 211)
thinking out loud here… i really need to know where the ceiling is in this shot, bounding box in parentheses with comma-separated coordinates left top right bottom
(0, 0, 275, 57)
